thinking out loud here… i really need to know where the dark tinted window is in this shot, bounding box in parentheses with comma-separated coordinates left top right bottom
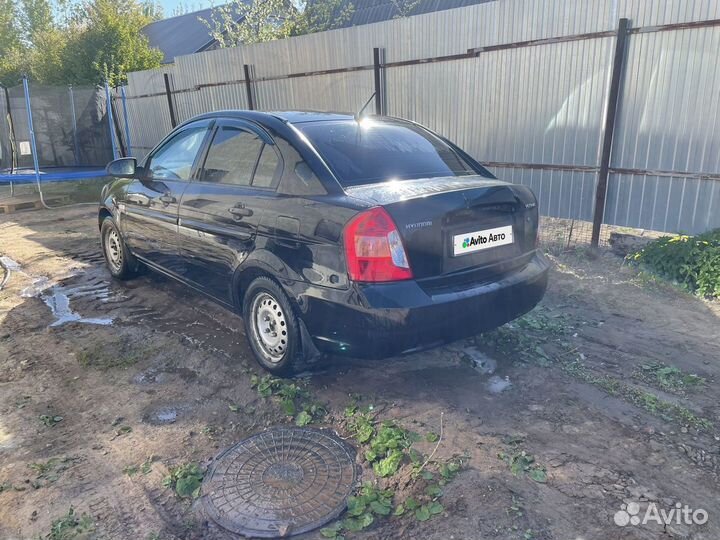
(147, 126, 207, 180)
(252, 145, 281, 188)
(298, 119, 475, 186)
(201, 127, 263, 186)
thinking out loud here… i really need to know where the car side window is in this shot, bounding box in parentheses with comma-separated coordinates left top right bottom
(252, 144, 281, 188)
(201, 127, 263, 186)
(146, 127, 207, 181)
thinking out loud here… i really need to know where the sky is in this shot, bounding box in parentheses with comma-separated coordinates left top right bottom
(158, 0, 214, 18)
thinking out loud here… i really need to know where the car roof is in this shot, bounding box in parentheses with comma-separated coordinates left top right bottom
(189, 110, 356, 126)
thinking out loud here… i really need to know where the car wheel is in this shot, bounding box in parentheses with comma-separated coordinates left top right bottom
(100, 217, 138, 280)
(243, 276, 305, 376)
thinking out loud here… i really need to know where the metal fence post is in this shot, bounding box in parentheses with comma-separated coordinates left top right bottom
(591, 18, 630, 247)
(373, 48, 386, 115)
(23, 77, 48, 207)
(120, 86, 132, 156)
(68, 86, 79, 166)
(3, 85, 17, 176)
(243, 64, 255, 111)
(163, 73, 177, 128)
(104, 82, 119, 160)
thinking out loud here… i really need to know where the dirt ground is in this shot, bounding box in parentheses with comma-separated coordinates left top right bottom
(1, 206, 719, 540)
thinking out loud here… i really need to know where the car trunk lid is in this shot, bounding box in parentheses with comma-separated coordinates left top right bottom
(345, 176, 538, 286)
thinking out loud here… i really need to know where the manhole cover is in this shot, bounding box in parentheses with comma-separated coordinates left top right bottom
(202, 426, 358, 538)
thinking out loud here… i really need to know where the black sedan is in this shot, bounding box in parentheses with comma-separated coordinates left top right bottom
(100, 111, 549, 375)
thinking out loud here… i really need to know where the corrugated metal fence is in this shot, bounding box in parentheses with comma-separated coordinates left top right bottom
(117, 0, 720, 235)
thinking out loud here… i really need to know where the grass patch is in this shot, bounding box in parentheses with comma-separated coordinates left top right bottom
(633, 363, 705, 394)
(563, 360, 712, 431)
(28, 457, 79, 488)
(498, 437, 547, 484)
(44, 507, 94, 539)
(124, 456, 154, 477)
(39, 414, 64, 427)
(628, 229, 720, 298)
(484, 308, 714, 432)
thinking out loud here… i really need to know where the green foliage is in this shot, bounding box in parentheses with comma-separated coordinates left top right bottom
(63, 0, 164, 86)
(498, 443, 547, 484)
(202, 0, 355, 48)
(39, 414, 63, 427)
(0, 0, 162, 87)
(250, 374, 326, 426)
(292, 0, 354, 35)
(28, 456, 79, 487)
(163, 463, 203, 499)
(629, 229, 720, 298)
(390, 0, 421, 18)
(346, 409, 413, 478)
(634, 363, 705, 393)
(45, 507, 94, 540)
(320, 483, 395, 538)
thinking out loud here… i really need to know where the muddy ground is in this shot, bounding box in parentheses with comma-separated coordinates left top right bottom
(0, 206, 719, 540)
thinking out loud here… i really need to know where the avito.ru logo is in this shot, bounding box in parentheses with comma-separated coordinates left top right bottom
(614, 501, 708, 527)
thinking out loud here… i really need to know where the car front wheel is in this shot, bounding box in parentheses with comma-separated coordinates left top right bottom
(100, 217, 139, 280)
(243, 276, 305, 376)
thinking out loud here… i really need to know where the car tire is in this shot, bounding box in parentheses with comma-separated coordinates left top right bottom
(100, 217, 139, 280)
(243, 276, 305, 377)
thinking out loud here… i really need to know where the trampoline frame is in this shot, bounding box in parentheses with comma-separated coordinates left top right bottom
(0, 78, 131, 208)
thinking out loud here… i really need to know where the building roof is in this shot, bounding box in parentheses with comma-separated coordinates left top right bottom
(143, 0, 496, 64)
(142, 4, 245, 64)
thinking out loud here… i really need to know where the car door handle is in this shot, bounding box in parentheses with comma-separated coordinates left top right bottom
(159, 194, 176, 205)
(228, 204, 253, 219)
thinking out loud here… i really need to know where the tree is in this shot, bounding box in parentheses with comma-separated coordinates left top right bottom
(292, 0, 353, 35)
(63, 0, 163, 86)
(201, 0, 355, 48)
(0, 0, 24, 86)
(390, 0, 420, 18)
(0, 0, 162, 87)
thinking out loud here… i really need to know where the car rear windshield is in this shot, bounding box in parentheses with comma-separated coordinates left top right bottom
(297, 119, 477, 186)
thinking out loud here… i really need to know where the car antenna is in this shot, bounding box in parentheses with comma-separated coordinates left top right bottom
(354, 92, 376, 123)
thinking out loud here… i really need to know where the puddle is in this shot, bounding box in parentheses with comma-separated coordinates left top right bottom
(460, 346, 497, 375)
(487, 375, 513, 394)
(20, 277, 51, 298)
(143, 404, 190, 425)
(0, 256, 22, 272)
(21, 276, 114, 327)
(43, 289, 113, 327)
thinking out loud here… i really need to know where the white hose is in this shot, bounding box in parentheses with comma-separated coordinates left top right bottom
(0, 256, 10, 290)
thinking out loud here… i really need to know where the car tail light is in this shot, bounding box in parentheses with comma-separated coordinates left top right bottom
(344, 207, 413, 282)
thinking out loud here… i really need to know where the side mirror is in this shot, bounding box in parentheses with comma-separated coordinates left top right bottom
(106, 157, 137, 178)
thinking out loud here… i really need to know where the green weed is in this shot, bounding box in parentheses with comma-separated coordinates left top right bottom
(44, 507, 94, 539)
(28, 457, 79, 487)
(250, 374, 326, 426)
(39, 414, 63, 427)
(629, 229, 720, 298)
(634, 363, 705, 393)
(163, 463, 203, 499)
(498, 445, 547, 484)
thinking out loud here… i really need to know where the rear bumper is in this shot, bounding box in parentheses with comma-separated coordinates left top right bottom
(300, 252, 550, 359)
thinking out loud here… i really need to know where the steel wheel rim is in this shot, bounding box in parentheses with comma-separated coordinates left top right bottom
(105, 228, 123, 272)
(251, 292, 288, 363)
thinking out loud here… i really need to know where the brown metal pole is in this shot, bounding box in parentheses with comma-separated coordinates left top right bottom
(373, 48, 385, 115)
(163, 73, 177, 128)
(592, 18, 630, 247)
(243, 64, 255, 111)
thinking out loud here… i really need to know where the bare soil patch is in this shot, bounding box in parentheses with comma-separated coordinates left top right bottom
(1, 207, 718, 540)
